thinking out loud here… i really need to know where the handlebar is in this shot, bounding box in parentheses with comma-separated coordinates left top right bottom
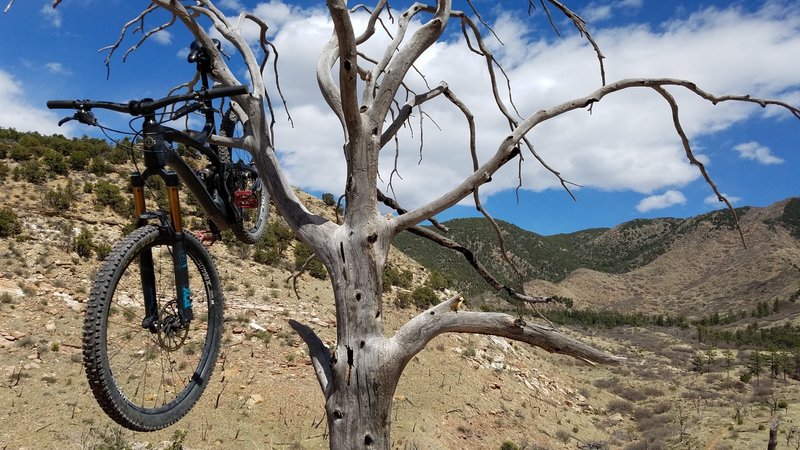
(47, 85, 248, 116)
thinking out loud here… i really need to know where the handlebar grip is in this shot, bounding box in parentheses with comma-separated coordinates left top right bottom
(205, 85, 249, 100)
(47, 100, 78, 109)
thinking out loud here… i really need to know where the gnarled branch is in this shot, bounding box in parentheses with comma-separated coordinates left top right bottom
(288, 319, 333, 397)
(390, 78, 800, 232)
(391, 295, 623, 365)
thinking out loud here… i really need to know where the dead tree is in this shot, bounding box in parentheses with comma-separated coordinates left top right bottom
(45, 0, 800, 448)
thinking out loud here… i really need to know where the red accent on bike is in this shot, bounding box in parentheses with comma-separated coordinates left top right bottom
(233, 190, 258, 208)
(194, 230, 219, 247)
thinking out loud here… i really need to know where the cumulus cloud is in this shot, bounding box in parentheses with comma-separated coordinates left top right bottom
(733, 141, 784, 165)
(581, 0, 644, 23)
(152, 30, 173, 45)
(0, 70, 73, 135)
(217, 0, 243, 10)
(240, 2, 799, 209)
(704, 193, 741, 207)
(44, 62, 71, 75)
(636, 190, 687, 212)
(40, 4, 61, 28)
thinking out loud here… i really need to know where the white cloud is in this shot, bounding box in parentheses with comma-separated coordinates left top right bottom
(704, 193, 741, 207)
(582, 5, 613, 23)
(0, 70, 73, 135)
(44, 62, 71, 75)
(152, 30, 173, 46)
(581, 0, 644, 23)
(733, 141, 784, 165)
(636, 190, 687, 212)
(217, 0, 243, 11)
(169, 2, 800, 209)
(40, 4, 61, 28)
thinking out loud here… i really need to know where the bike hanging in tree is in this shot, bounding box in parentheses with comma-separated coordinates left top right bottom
(48, 40, 269, 431)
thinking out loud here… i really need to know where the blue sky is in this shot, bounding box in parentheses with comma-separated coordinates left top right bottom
(1, 1, 798, 235)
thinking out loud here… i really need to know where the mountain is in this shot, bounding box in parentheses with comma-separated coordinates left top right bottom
(395, 199, 800, 317)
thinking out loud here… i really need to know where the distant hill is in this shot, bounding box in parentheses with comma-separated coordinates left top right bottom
(395, 199, 800, 316)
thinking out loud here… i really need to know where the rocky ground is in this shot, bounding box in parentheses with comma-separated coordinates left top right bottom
(1, 172, 799, 449)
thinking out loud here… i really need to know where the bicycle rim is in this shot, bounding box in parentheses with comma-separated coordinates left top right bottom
(83, 225, 223, 431)
(219, 106, 269, 244)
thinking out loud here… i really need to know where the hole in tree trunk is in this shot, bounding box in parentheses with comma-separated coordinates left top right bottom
(364, 434, 373, 446)
(360, 340, 365, 349)
(333, 409, 343, 420)
(346, 346, 354, 385)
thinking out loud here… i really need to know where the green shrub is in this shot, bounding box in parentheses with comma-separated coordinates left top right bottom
(8, 144, 33, 161)
(394, 291, 412, 309)
(89, 157, 112, 175)
(411, 286, 438, 309)
(0, 161, 9, 181)
(383, 265, 413, 291)
(95, 242, 112, 261)
(45, 187, 72, 212)
(322, 192, 336, 206)
(42, 149, 69, 175)
(15, 159, 47, 183)
(94, 180, 126, 210)
(104, 146, 130, 164)
(425, 270, 449, 291)
(0, 208, 22, 237)
(0, 141, 10, 158)
(500, 442, 520, 450)
(69, 150, 90, 171)
(253, 220, 294, 266)
(75, 227, 93, 258)
(294, 241, 327, 280)
(739, 372, 752, 383)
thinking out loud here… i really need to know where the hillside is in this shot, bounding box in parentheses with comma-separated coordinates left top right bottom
(396, 200, 800, 317)
(1, 128, 800, 449)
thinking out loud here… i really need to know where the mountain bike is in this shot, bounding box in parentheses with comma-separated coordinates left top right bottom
(47, 41, 268, 431)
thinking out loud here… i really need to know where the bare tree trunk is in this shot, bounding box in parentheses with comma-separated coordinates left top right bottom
(323, 223, 399, 449)
(769, 417, 780, 450)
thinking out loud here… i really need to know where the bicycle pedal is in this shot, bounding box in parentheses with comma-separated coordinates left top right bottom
(194, 230, 220, 246)
(233, 190, 258, 208)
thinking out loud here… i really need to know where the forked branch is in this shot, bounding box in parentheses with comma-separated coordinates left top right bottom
(392, 296, 623, 365)
(390, 78, 800, 232)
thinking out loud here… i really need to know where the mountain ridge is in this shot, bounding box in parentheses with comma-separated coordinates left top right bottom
(395, 198, 800, 316)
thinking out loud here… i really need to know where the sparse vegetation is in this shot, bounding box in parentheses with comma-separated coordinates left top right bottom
(293, 241, 327, 280)
(74, 227, 94, 258)
(0, 208, 22, 237)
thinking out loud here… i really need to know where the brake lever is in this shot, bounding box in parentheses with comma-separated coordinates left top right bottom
(58, 110, 98, 127)
(170, 102, 203, 122)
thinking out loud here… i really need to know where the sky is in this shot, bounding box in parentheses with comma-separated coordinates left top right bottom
(0, 0, 798, 235)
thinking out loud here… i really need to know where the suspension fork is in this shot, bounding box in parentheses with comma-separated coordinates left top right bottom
(132, 173, 159, 330)
(132, 170, 194, 331)
(164, 170, 194, 324)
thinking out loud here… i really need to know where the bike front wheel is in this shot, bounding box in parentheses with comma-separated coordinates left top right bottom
(83, 225, 224, 431)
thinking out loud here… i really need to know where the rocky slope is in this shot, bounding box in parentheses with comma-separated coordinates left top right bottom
(397, 199, 800, 318)
(1, 132, 799, 449)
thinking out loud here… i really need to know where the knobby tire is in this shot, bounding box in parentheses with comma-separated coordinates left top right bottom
(82, 225, 223, 431)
